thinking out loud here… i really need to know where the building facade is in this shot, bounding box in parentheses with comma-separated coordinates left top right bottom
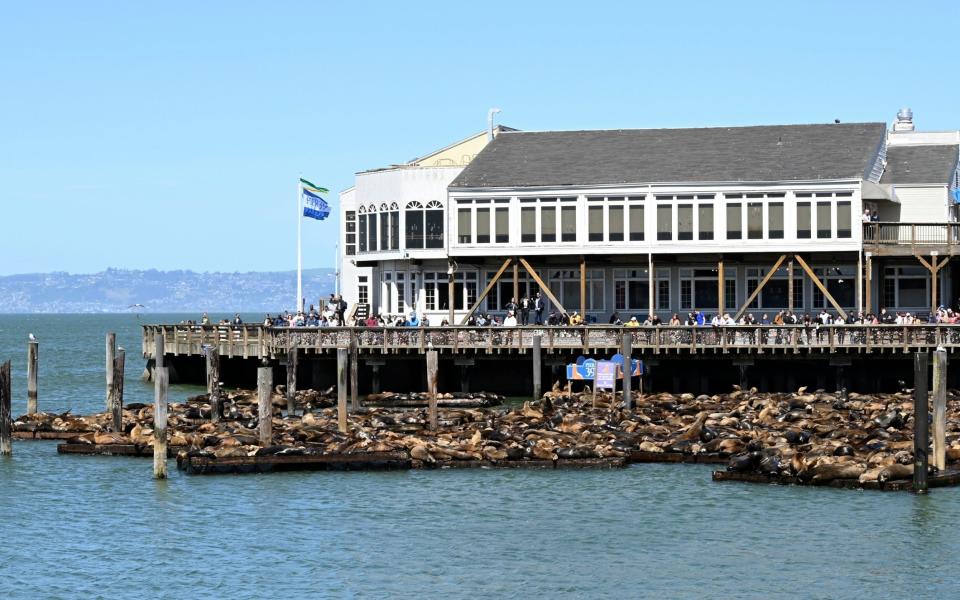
(341, 111, 960, 324)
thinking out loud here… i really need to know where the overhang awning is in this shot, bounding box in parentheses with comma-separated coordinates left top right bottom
(862, 180, 899, 203)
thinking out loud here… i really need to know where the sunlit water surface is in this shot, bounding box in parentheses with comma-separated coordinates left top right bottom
(0, 315, 957, 598)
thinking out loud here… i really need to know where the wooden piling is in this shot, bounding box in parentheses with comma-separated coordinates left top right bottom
(27, 338, 38, 414)
(154, 332, 164, 368)
(532, 334, 542, 402)
(105, 332, 116, 410)
(337, 349, 348, 433)
(350, 345, 359, 412)
(257, 366, 272, 446)
(0, 361, 11, 456)
(153, 366, 168, 479)
(206, 346, 221, 423)
(932, 348, 947, 471)
(622, 330, 632, 410)
(426, 350, 438, 431)
(110, 349, 125, 432)
(913, 352, 929, 494)
(286, 343, 298, 416)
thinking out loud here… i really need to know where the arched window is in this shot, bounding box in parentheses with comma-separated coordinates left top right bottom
(405, 201, 425, 249)
(425, 201, 444, 248)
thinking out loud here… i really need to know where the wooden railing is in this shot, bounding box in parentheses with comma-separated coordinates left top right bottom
(863, 222, 960, 247)
(143, 323, 960, 358)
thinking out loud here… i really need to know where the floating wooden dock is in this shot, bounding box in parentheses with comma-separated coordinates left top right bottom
(58, 443, 186, 457)
(713, 468, 960, 492)
(178, 451, 411, 474)
(14, 431, 83, 440)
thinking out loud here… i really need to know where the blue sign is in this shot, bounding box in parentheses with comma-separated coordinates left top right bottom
(596, 361, 617, 389)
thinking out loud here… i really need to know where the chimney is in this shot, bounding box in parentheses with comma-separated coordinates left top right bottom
(893, 107, 914, 132)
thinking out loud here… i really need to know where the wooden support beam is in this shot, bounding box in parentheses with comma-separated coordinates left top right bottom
(794, 254, 848, 320)
(286, 341, 298, 416)
(110, 349, 125, 433)
(257, 366, 272, 446)
(865, 254, 872, 314)
(915, 255, 949, 314)
(337, 349, 348, 433)
(460, 258, 511, 324)
(518, 258, 566, 315)
(734, 255, 787, 322)
(787, 259, 794, 312)
(648, 254, 654, 317)
(350, 344, 359, 412)
(622, 331, 633, 410)
(717, 259, 725, 316)
(513, 258, 520, 306)
(0, 361, 10, 456)
(426, 350, 438, 431)
(206, 347, 221, 423)
(447, 258, 455, 325)
(532, 334, 542, 402)
(933, 348, 947, 471)
(27, 338, 38, 415)
(153, 366, 168, 479)
(914, 352, 929, 494)
(579, 255, 587, 316)
(105, 333, 116, 410)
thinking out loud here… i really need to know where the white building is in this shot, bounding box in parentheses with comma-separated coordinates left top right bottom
(340, 110, 960, 323)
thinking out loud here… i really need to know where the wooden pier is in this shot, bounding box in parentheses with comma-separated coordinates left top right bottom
(143, 323, 960, 360)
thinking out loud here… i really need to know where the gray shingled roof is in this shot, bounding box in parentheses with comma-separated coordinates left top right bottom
(880, 145, 959, 184)
(450, 123, 886, 188)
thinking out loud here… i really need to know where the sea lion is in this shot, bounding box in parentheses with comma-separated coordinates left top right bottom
(809, 462, 865, 483)
(878, 463, 913, 483)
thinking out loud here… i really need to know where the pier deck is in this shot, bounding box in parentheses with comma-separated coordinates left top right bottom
(143, 323, 960, 360)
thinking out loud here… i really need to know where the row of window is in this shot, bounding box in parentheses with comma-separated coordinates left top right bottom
(377, 266, 869, 314)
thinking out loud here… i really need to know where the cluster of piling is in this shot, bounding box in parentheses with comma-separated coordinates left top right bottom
(2, 332, 958, 494)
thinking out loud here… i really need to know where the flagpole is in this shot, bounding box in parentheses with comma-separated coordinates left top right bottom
(297, 177, 303, 313)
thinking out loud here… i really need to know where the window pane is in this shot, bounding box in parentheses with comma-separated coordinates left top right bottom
(837, 201, 851, 238)
(678, 204, 693, 240)
(629, 205, 644, 241)
(476, 207, 490, 243)
(797, 202, 811, 239)
(521, 207, 536, 243)
(380, 212, 390, 249)
(899, 278, 927, 306)
(495, 208, 509, 243)
(457, 208, 471, 243)
(657, 205, 672, 240)
(768, 202, 784, 239)
(541, 206, 556, 242)
(405, 210, 423, 249)
(425, 209, 443, 248)
(358, 214, 367, 252)
(588, 206, 603, 241)
(695, 281, 718, 310)
(817, 202, 831, 237)
(390, 212, 399, 249)
(561, 206, 576, 241)
(726, 203, 742, 239)
(698, 204, 713, 240)
(628, 281, 649, 310)
(369, 213, 378, 251)
(747, 202, 763, 239)
(609, 206, 624, 241)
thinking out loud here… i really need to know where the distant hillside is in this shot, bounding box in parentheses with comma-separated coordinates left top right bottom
(0, 268, 337, 313)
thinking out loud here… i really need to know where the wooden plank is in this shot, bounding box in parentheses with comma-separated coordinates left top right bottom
(460, 258, 512, 324)
(734, 255, 786, 321)
(793, 254, 848, 320)
(518, 258, 566, 315)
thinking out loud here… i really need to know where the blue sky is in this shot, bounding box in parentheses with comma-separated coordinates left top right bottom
(1, 1, 958, 275)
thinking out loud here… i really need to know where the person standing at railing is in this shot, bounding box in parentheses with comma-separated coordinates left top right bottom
(519, 295, 531, 326)
(862, 208, 872, 222)
(534, 292, 544, 325)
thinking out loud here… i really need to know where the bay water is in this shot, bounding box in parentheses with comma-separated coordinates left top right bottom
(0, 314, 957, 598)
